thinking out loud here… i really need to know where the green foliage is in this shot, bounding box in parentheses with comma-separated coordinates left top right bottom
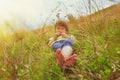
(0, 4, 120, 80)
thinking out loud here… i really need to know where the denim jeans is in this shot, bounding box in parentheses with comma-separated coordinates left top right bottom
(52, 39, 73, 51)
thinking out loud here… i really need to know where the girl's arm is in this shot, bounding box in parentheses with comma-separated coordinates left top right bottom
(61, 33, 77, 42)
(48, 37, 55, 46)
(48, 32, 61, 46)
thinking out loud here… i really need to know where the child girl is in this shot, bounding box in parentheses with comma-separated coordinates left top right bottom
(48, 20, 77, 70)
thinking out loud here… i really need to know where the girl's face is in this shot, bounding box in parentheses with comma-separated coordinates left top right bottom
(55, 26, 66, 33)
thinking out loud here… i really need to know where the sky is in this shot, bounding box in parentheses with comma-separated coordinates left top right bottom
(0, 0, 119, 37)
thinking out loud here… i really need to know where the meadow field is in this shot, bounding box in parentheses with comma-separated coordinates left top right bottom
(0, 3, 120, 80)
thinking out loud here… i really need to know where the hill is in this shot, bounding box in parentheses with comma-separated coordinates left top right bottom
(0, 3, 120, 80)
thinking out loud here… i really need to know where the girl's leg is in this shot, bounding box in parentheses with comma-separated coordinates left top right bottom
(63, 54, 77, 68)
(52, 41, 64, 69)
(61, 39, 73, 58)
(52, 42, 62, 51)
(61, 46, 73, 58)
(55, 49, 65, 69)
(61, 39, 77, 69)
(53, 40, 77, 70)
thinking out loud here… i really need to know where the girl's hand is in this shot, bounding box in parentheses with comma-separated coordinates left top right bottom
(55, 32, 61, 37)
(61, 33, 69, 38)
(54, 32, 61, 40)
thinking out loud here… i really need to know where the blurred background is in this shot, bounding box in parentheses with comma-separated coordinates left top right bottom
(0, 0, 119, 37)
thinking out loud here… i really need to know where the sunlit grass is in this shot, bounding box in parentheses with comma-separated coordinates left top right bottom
(0, 3, 120, 80)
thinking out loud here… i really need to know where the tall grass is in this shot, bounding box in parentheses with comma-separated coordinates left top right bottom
(0, 2, 120, 80)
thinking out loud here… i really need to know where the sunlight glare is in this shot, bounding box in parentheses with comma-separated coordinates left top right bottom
(0, 0, 45, 37)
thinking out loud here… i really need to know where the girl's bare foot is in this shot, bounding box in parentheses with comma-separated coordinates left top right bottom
(55, 49, 65, 69)
(63, 54, 77, 68)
